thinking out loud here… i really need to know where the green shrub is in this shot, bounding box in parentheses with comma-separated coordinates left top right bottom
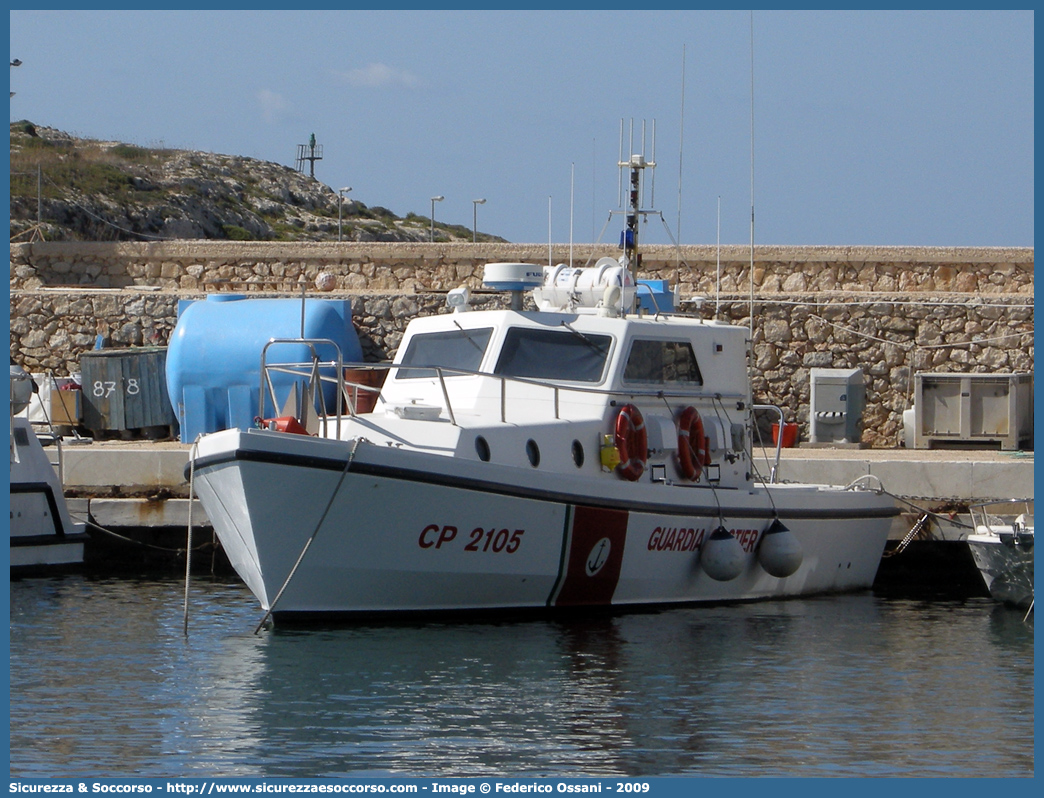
(110, 144, 150, 161)
(222, 224, 254, 240)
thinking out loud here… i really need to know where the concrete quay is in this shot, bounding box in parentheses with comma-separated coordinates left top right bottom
(58, 438, 1034, 533)
(768, 446, 1033, 504)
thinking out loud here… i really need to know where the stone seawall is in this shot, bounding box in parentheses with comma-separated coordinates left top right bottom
(10, 241, 1034, 296)
(9, 242, 1034, 448)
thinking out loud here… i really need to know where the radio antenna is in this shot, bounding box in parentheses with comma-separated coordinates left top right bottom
(617, 120, 624, 208)
(569, 162, 575, 267)
(748, 11, 756, 341)
(716, 196, 722, 319)
(592, 138, 597, 242)
(547, 195, 553, 267)
(650, 119, 657, 211)
(677, 43, 686, 245)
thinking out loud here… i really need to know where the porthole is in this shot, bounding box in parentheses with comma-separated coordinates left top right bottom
(475, 436, 491, 462)
(526, 439, 540, 467)
(571, 439, 585, 468)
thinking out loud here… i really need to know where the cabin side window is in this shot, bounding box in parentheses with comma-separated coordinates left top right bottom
(494, 327, 612, 383)
(622, 339, 703, 386)
(395, 327, 494, 379)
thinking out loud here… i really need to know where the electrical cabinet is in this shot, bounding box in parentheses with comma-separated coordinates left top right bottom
(809, 368, 865, 445)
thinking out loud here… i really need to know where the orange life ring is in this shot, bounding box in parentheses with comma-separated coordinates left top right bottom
(614, 403, 648, 481)
(676, 406, 709, 481)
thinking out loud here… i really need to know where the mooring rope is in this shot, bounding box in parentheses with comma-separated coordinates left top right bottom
(183, 438, 199, 637)
(882, 491, 976, 531)
(75, 515, 211, 554)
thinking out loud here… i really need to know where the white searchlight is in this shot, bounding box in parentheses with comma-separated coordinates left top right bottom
(447, 286, 471, 313)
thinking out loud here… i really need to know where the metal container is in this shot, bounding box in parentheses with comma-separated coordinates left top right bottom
(914, 372, 1033, 450)
(79, 347, 177, 436)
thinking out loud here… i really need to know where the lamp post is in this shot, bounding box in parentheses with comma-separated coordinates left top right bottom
(337, 187, 352, 242)
(471, 198, 486, 243)
(429, 196, 444, 243)
(11, 58, 21, 98)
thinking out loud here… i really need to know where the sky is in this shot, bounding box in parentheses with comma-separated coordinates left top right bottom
(7, 8, 1035, 248)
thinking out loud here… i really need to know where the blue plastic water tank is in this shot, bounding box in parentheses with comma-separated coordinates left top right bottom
(165, 296, 362, 442)
(636, 280, 674, 313)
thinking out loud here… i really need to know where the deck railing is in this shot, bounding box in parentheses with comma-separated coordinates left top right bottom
(969, 499, 1034, 539)
(752, 404, 785, 484)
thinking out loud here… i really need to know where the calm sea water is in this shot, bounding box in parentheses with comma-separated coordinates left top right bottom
(8, 574, 1034, 778)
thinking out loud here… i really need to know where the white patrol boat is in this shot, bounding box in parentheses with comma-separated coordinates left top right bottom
(188, 156, 897, 623)
(10, 365, 88, 573)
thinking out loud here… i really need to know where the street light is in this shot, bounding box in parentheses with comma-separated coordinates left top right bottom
(430, 196, 444, 243)
(338, 187, 352, 242)
(472, 198, 486, 243)
(11, 58, 21, 98)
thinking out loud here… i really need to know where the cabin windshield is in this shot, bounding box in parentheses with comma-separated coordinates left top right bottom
(396, 327, 494, 379)
(494, 327, 612, 383)
(623, 339, 703, 386)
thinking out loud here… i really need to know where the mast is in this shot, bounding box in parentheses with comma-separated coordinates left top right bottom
(618, 121, 656, 311)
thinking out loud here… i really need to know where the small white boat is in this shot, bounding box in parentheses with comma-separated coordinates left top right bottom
(188, 155, 897, 623)
(10, 365, 88, 573)
(966, 500, 1034, 609)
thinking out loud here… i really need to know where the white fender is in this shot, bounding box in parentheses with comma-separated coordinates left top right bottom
(700, 526, 745, 581)
(757, 518, 803, 578)
(10, 365, 35, 415)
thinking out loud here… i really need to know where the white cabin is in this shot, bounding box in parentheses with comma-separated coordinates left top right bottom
(333, 262, 755, 493)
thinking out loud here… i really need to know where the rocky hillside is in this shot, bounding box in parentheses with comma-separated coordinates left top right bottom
(9, 121, 503, 244)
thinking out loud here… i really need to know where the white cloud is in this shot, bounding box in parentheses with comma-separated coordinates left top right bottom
(336, 63, 421, 89)
(257, 89, 290, 123)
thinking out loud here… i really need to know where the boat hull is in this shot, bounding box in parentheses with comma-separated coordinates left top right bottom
(10, 419, 88, 574)
(192, 429, 896, 620)
(967, 535, 1034, 609)
(10, 537, 86, 572)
